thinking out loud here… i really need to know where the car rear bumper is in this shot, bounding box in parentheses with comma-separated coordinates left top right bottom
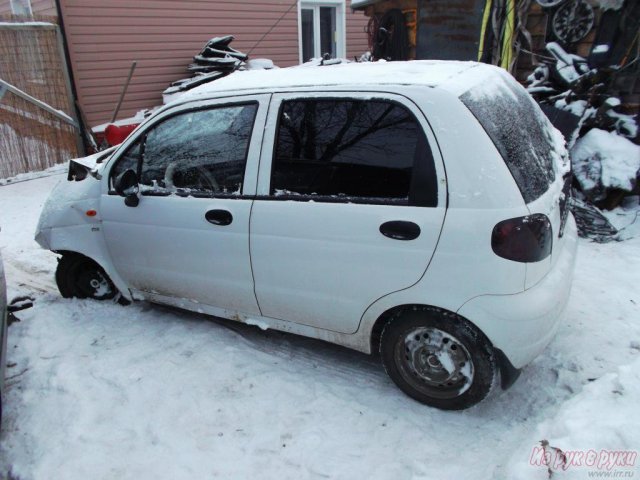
(457, 215, 578, 369)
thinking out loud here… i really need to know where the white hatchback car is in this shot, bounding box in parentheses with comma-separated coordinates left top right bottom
(36, 61, 577, 410)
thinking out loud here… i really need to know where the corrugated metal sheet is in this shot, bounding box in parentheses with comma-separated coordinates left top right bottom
(416, 0, 485, 61)
(60, 0, 369, 126)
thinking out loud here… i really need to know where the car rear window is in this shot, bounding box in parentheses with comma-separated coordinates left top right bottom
(460, 78, 560, 203)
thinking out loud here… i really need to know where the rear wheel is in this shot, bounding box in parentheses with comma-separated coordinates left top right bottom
(55, 254, 117, 300)
(380, 308, 497, 410)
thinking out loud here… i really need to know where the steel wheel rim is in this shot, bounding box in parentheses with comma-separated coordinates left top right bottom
(394, 327, 475, 399)
(75, 265, 113, 299)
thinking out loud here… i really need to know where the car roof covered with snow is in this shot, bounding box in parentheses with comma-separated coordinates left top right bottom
(179, 60, 512, 102)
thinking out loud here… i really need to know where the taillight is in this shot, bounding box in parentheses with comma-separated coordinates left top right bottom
(491, 214, 552, 263)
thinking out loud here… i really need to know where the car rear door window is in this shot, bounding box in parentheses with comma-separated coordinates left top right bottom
(271, 98, 437, 206)
(110, 103, 258, 196)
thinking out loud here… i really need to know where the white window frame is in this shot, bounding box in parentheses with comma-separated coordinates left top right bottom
(10, 0, 32, 16)
(297, 0, 346, 64)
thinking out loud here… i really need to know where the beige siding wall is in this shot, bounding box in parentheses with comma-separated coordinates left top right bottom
(346, 0, 370, 60)
(60, 0, 369, 126)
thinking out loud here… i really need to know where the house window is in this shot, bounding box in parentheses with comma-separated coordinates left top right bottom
(10, 0, 32, 16)
(299, 1, 345, 63)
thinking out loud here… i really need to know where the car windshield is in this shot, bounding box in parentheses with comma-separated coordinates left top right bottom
(460, 76, 565, 203)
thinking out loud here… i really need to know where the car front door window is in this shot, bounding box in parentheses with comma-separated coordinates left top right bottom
(110, 103, 258, 197)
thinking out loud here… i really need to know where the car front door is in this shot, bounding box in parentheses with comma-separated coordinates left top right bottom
(249, 92, 447, 334)
(100, 95, 269, 315)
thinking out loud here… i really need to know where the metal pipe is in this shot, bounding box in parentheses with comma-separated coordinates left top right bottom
(111, 61, 137, 123)
(0, 78, 77, 127)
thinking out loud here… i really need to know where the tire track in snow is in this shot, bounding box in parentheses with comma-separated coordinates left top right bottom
(4, 259, 57, 297)
(6, 248, 388, 394)
(154, 304, 389, 389)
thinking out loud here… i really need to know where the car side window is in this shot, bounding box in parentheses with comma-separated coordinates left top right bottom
(271, 98, 437, 206)
(109, 103, 258, 196)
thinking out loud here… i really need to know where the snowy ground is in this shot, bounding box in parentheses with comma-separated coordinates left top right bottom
(0, 173, 638, 479)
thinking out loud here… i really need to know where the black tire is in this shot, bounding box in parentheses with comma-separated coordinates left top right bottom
(55, 254, 117, 301)
(380, 307, 497, 410)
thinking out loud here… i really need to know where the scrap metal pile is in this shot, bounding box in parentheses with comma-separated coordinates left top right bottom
(526, 0, 640, 242)
(98, 36, 275, 146)
(188, 35, 248, 74)
(162, 36, 273, 102)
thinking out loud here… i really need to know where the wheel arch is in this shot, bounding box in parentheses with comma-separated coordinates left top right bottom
(54, 249, 109, 274)
(52, 244, 131, 301)
(369, 303, 518, 390)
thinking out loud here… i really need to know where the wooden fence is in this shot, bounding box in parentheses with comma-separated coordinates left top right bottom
(0, 22, 81, 179)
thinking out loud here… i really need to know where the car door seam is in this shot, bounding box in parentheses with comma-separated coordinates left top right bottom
(248, 93, 273, 316)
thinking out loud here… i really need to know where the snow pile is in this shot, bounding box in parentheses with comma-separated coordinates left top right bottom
(0, 22, 55, 27)
(92, 110, 151, 135)
(554, 97, 590, 118)
(546, 42, 590, 85)
(506, 357, 640, 479)
(571, 128, 640, 200)
(597, 0, 625, 11)
(0, 162, 67, 186)
(602, 196, 640, 241)
(245, 59, 276, 70)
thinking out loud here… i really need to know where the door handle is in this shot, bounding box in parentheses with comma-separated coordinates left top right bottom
(205, 209, 233, 226)
(379, 221, 421, 241)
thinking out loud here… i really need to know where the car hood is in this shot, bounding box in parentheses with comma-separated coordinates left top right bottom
(73, 146, 118, 171)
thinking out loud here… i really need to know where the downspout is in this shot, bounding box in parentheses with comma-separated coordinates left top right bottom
(54, 0, 92, 154)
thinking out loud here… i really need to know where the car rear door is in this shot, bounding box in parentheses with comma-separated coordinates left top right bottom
(100, 94, 269, 314)
(459, 77, 571, 289)
(249, 91, 447, 334)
